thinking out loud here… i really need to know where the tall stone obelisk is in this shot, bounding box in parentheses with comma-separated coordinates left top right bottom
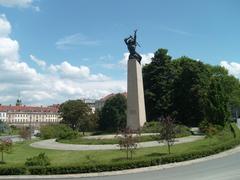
(124, 30, 146, 130)
(127, 58, 146, 130)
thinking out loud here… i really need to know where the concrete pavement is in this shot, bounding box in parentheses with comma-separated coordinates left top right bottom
(30, 135, 203, 151)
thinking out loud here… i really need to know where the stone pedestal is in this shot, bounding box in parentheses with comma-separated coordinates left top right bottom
(127, 59, 146, 130)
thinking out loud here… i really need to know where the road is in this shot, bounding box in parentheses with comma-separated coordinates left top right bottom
(62, 151, 240, 180)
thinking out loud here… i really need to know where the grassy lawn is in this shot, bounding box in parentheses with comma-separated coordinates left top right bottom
(1, 124, 238, 167)
(57, 133, 190, 145)
(57, 135, 160, 145)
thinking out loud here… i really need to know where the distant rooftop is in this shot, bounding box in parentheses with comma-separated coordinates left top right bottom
(0, 105, 59, 113)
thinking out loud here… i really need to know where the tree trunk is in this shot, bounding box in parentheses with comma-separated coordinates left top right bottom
(1, 151, 3, 162)
(168, 142, 171, 154)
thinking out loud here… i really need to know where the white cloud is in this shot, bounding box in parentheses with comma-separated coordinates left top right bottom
(119, 52, 154, 69)
(0, 0, 39, 11)
(220, 61, 240, 78)
(30, 54, 46, 68)
(0, 14, 125, 105)
(56, 33, 100, 49)
(48, 61, 109, 81)
(0, 14, 11, 37)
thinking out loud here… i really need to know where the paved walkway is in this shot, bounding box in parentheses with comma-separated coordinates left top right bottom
(83, 133, 158, 139)
(30, 135, 203, 151)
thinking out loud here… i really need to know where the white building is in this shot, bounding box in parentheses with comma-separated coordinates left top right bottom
(0, 105, 61, 127)
(0, 112, 7, 122)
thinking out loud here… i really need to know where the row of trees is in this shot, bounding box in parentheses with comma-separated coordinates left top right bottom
(58, 48, 240, 133)
(143, 48, 240, 126)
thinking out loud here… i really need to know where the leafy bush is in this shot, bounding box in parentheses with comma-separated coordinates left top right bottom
(25, 153, 50, 167)
(141, 121, 161, 133)
(199, 120, 224, 137)
(40, 124, 77, 140)
(0, 166, 26, 175)
(142, 121, 191, 137)
(175, 124, 191, 137)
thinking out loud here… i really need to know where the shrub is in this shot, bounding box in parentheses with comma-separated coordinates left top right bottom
(141, 121, 161, 133)
(40, 124, 77, 140)
(19, 127, 31, 140)
(199, 120, 224, 137)
(175, 124, 191, 137)
(25, 153, 50, 167)
(0, 166, 26, 175)
(142, 121, 191, 137)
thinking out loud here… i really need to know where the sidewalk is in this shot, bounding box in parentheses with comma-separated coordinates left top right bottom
(30, 135, 203, 151)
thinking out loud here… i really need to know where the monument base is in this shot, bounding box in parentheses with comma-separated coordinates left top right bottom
(127, 59, 146, 130)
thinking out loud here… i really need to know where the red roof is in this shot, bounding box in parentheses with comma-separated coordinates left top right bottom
(0, 105, 59, 113)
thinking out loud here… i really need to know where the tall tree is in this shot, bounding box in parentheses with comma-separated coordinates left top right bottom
(99, 94, 127, 131)
(143, 49, 176, 121)
(172, 57, 210, 126)
(59, 100, 92, 131)
(205, 76, 230, 125)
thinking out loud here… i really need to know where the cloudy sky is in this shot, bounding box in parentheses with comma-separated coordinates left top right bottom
(0, 0, 239, 105)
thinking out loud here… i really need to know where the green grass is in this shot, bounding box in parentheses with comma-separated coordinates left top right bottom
(57, 132, 190, 145)
(57, 135, 160, 145)
(1, 123, 238, 168)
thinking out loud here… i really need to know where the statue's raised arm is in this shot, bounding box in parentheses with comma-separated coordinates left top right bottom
(124, 30, 142, 63)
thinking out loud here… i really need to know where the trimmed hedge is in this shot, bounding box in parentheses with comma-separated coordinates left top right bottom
(0, 166, 26, 175)
(1, 123, 240, 175)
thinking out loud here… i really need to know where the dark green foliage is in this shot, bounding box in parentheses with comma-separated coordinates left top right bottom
(25, 153, 50, 167)
(99, 94, 127, 131)
(141, 121, 191, 137)
(0, 166, 26, 175)
(59, 99, 93, 132)
(40, 124, 77, 140)
(141, 121, 161, 133)
(143, 48, 240, 127)
(143, 49, 176, 120)
(205, 77, 230, 125)
(172, 57, 210, 126)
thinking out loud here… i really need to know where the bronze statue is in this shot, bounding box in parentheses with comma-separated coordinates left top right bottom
(124, 30, 142, 63)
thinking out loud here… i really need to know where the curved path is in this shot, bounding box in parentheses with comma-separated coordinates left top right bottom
(30, 135, 203, 151)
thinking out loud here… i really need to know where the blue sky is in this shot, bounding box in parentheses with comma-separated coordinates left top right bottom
(0, 0, 240, 105)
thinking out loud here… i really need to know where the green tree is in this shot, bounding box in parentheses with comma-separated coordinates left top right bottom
(59, 100, 92, 132)
(159, 116, 176, 154)
(99, 94, 127, 131)
(143, 49, 176, 121)
(172, 57, 210, 126)
(0, 138, 12, 163)
(118, 128, 139, 159)
(205, 76, 230, 125)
